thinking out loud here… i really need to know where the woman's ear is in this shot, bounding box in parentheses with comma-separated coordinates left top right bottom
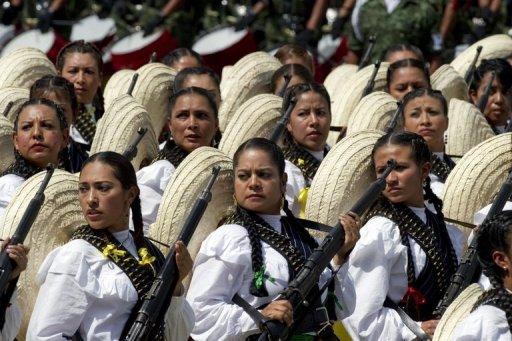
(281, 172, 288, 195)
(493, 250, 512, 274)
(421, 161, 431, 181)
(127, 186, 140, 207)
(469, 88, 478, 105)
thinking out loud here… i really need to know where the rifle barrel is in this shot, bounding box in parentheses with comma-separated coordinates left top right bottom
(127, 73, 139, 96)
(464, 46, 483, 86)
(358, 35, 376, 70)
(277, 73, 292, 98)
(270, 98, 297, 143)
(2, 102, 13, 118)
(384, 102, 402, 134)
(122, 127, 148, 161)
(362, 60, 381, 97)
(476, 71, 495, 113)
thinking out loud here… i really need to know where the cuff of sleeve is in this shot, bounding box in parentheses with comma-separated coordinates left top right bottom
(239, 309, 260, 335)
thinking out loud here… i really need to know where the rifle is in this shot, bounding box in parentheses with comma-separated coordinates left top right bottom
(464, 46, 483, 87)
(2, 101, 13, 118)
(358, 35, 376, 70)
(123, 165, 221, 341)
(361, 60, 381, 97)
(476, 71, 495, 113)
(127, 73, 139, 96)
(384, 102, 402, 134)
(258, 160, 397, 340)
(277, 73, 292, 98)
(270, 97, 297, 143)
(122, 127, 148, 162)
(434, 169, 512, 317)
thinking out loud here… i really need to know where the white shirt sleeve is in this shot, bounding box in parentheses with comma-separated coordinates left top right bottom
(340, 216, 419, 341)
(163, 295, 195, 341)
(428, 173, 444, 199)
(0, 175, 25, 220)
(473, 201, 512, 226)
(1, 289, 22, 341)
(284, 160, 306, 216)
(136, 160, 176, 232)
(452, 305, 511, 340)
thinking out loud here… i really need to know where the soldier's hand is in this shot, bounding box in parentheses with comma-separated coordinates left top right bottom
(261, 300, 294, 326)
(1, 238, 29, 280)
(143, 14, 164, 37)
(331, 16, 347, 39)
(234, 12, 257, 31)
(294, 29, 316, 50)
(37, 9, 53, 33)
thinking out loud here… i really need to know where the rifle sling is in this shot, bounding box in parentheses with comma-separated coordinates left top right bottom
(232, 293, 268, 329)
(384, 298, 431, 340)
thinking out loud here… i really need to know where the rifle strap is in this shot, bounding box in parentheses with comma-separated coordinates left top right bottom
(151, 139, 188, 167)
(282, 130, 325, 182)
(232, 293, 268, 329)
(384, 297, 431, 340)
(295, 218, 333, 233)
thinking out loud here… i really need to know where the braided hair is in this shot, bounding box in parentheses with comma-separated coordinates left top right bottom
(161, 47, 203, 69)
(473, 211, 512, 328)
(81, 152, 145, 247)
(386, 58, 431, 92)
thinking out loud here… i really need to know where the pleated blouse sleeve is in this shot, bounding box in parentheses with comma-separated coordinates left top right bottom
(163, 295, 195, 340)
(1, 289, 22, 341)
(452, 305, 511, 340)
(0, 174, 24, 219)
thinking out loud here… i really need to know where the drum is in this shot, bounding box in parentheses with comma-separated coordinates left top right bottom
(316, 34, 349, 82)
(193, 26, 259, 75)
(0, 24, 15, 49)
(70, 15, 116, 51)
(109, 29, 177, 71)
(1, 29, 67, 62)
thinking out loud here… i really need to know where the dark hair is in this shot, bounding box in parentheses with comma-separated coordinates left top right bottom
(371, 132, 444, 218)
(271, 63, 314, 94)
(162, 47, 203, 68)
(274, 43, 315, 73)
(384, 43, 425, 63)
(173, 66, 220, 94)
(81, 151, 145, 247)
(233, 138, 285, 176)
(13, 98, 68, 132)
(386, 58, 431, 91)
(282, 82, 331, 113)
(30, 75, 78, 122)
(470, 58, 512, 92)
(402, 88, 448, 118)
(169, 86, 218, 119)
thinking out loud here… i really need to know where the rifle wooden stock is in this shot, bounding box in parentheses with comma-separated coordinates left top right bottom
(259, 160, 397, 340)
(270, 98, 297, 143)
(358, 35, 376, 70)
(384, 102, 402, 134)
(476, 71, 495, 113)
(361, 60, 381, 97)
(123, 166, 221, 341)
(435, 169, 512, 317)
(464, 46, 483, 86)
(122, 127, 148, 162)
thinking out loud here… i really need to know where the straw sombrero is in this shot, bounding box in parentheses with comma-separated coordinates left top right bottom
(90, 94, 158, 171)
(306, 130, 384, 227)
(451, 34, 512, 79)
(131, 63, 177, 136)
(431, 64, 469, 103)
(328, 62, 389, 146)
(346, 91, 399, 135)
(443, 133, 512, 235)
(432, 284, 484, 341)
(219, 94, 283, 157)
(0, 87, 29, 123)
(0, 48, 56, 89)
(323, 64, 358, 99)
(445, 98, 495, 158)
(0, 170, 84, 338)
(220, 65, 233, 100)
(103, 69, 135, 111)
(148, 147, 234, 271)
(218, 51, 281, 131)
(0, 115, 13, 173)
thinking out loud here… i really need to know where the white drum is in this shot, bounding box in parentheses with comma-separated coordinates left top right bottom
(0, 24, 15, 49)
(70, 15, 116, 50)
(1, 29, 67, 61)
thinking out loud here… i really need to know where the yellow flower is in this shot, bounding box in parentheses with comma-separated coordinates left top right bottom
(102, 244, 126, 262)
(138, 247, 156, 266)
(297, 187, 309, 219)
(297, 158, 305, 167)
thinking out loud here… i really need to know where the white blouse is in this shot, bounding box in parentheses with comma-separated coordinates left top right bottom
(0, 174, 24, 219)
(0, 289, 22, 341)
(136, 160, 176, 232)
(340, 206, 464, 341)
(452, 304, 511, 340)
(27, 229, 194, 341)
(186, 214, 337, 340)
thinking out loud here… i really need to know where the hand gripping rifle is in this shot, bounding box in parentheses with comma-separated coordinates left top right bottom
(464, 46, 483, 86)
(123, 165, 221, 341)
(384, 102, 402, 134)
(361, 60, 381, 98)
(257, 160, 397, 340)
(476, 71, 495, 113)
(0, 164, 54, 327)
(270, 97, 297, 143)
(434, 169, 512, 317)
(122, 127, 148, 162)
(358, 35, 376, 70)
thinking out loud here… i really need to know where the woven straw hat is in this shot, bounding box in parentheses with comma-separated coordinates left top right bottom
(451, 34, 512, 78)
(0, 169, 84, 336)
(323, 64, 358, 99)
(90, 94, 158, 171)
(149, 147, 234, 274)
(103, 69, 136, 111)
(443, 133, 512, 235)
(219, 94, 283, 157)
(218, 51, 281, 131)
(0, 48, 56, 89)
(346, 91, 398, 135)
(220, 65, 233, 100)
(0, 87, 29, 123)
(432, 284, 484, 341)
(431, 64, 469, 103)
(445, 98, 495, 158)
(306, 130, 384, 226)
(328, 62, 389, 146)
(0, 115, 13, 173)
(131, 63, 177, 136)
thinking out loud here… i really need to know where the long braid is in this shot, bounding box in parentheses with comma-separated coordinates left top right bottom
(93, 86, 105, 120)
(131, 196, 145, 248)
(245, 220, 269, 297)
(423, 176, 444, 220)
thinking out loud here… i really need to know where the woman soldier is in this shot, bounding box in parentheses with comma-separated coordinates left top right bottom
(469, 58, 512, 134)
(453, 211, 512, 340)
(281, 83, 331, 217)
(186, 137, 360, 339)
(161, 47, 203, 72)
(0, 98, 69, 217)
(56, 41, 104, 147)
(137, 87, 218, 230)
(401, 88, 454, 198)
(30, 75, 88, 173)
(341, 132, 464, 339)
(386, 58, 431, 101)
(271, 63, 314, 97)
(27, 151, 194, 339)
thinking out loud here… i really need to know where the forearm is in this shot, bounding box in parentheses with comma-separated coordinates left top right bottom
(439, 0, 457, 41)
(338, 0, 356, 18)
(160, 0, 184, 17)
(306, 0, 329, 30)
(49, 0, 66, 13)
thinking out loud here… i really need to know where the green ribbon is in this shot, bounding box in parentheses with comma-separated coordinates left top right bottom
(253, 266, 276, 289)
(328, 291, 343, 311)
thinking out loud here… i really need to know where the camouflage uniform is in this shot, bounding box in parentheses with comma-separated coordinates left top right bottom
(349, 0, 439, 62)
